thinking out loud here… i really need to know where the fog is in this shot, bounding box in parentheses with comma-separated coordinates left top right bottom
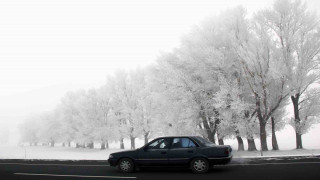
(0, 0, 320, 150)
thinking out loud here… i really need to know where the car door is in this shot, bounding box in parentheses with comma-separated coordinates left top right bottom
(168, 137, 197, 165)
(137, 138, 170, 166)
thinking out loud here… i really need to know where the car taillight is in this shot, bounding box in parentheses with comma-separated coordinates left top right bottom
(224, 149, 229, 155)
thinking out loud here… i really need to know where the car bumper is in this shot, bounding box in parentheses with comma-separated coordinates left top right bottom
(108, 158, 118, 166)
(208, 155, 232, 165)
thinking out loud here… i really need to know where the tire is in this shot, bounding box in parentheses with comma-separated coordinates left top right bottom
(190, 158, 209, 173)
(118, 158, 135, 173)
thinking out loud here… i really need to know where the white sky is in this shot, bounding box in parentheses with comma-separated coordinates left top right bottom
(0, 0, 273, 96)
(0, 0, 319, 147)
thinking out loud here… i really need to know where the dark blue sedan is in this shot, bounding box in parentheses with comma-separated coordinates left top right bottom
(108, 136, 232, 173)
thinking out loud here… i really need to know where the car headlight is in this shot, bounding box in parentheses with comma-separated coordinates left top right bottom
(109, 154, 114, 158)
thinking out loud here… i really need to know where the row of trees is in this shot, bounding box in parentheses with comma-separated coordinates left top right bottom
(20, 0, 320, 151)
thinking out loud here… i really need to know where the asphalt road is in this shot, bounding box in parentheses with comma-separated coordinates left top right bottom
(1, 156, 320, 180)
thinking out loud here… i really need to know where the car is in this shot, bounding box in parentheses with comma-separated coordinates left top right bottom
(108, 136, 232, 173)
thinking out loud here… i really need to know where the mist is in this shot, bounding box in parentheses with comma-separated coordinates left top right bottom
(0, 0, 320, 153)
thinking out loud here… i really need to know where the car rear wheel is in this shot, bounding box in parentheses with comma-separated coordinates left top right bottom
(118, 158, 135, 173)
(190, 158, 209, 173)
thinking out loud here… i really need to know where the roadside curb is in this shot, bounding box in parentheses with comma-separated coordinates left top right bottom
(233, 154, 320, 159)
(0, 159, 109, 165)
(230, 155, 320, 164)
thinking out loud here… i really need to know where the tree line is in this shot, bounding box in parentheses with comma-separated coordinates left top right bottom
(20, 0, 320, 151)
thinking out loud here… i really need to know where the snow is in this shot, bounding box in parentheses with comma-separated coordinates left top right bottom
(233, 149, 320, 158)
(0, 146, 121, 160)
(0, 145, 319, 160)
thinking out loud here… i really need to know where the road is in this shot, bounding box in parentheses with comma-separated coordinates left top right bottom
(0, 156, 320, 180)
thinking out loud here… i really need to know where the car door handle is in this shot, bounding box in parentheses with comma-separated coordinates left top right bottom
(187, 150, 194, 153)
(161, 152, 167, 154)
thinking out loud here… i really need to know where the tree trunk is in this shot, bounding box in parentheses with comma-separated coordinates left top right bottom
(50, 141, 54, 147)
(200, 113, 216, 144)
(255, 94, 269, 151)
(106, 140, 109, 149)
(144, 132, 149, 145)
(86, 142, 94, 149)
(68, 142, 71, 147)
(101, 142, 106, 150)
(247, 138, 257, 151)
(236, 135, 244, 151)
(271, 117, 279, 150)
(291, 94, 303, 149)
(218, 138, 224, 145)
(296, 133, 303, 149)
(259, 121, 268, 151)
(62, 142, 65, 147)
(130, 135, 135, 149)
(217, 128, 224, 145)
(120, 138, 124, 149)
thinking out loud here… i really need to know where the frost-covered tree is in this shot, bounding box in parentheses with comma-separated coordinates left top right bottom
(264, 73, 290, 151)
(38, 111, 62, 147)
(70, 91, 94, 148)
(154, 7, 253, 144)
(108, 70, 143, 149)
(289, 88, 320, 137)
(255, 0, 320, 149)
(58, 90, 84, 147)
(213, 75, 255, 151)
(235, 8, 290, 151)
(19, 114, 42, 146)
(0, 126, 9, 145)
(268, 103, 288, 150)
(146, 66, 194, 138)
(155, 52, 219, 143)
(95, 84, 114, 149)
(129, 67, 164, 144)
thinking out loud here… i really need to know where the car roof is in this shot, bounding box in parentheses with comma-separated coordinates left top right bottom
(156, 136, 200, 139)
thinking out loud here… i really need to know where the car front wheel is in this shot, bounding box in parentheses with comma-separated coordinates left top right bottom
(118, 158, 135, 173)
(190, 158, 209, 173)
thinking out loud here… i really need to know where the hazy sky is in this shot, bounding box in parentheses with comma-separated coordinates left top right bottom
(0, 0, 319, 147)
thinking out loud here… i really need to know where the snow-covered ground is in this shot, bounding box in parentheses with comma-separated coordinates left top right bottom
(0, 146, 120, 160)
(233, 149, 320, 158)
(0, 145, 319, 160)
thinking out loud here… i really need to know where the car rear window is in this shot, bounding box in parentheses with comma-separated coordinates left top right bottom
(193, 136, 215, 146)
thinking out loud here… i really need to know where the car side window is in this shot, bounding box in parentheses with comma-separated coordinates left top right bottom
(147, 138, 169, 150)
(171, 138, 196, 149)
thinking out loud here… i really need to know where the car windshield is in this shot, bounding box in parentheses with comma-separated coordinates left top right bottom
(194, 136, 215, 146)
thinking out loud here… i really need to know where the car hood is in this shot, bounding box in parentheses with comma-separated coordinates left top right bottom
(115, 149, 137, 154)
(111, 149, 139, 156)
